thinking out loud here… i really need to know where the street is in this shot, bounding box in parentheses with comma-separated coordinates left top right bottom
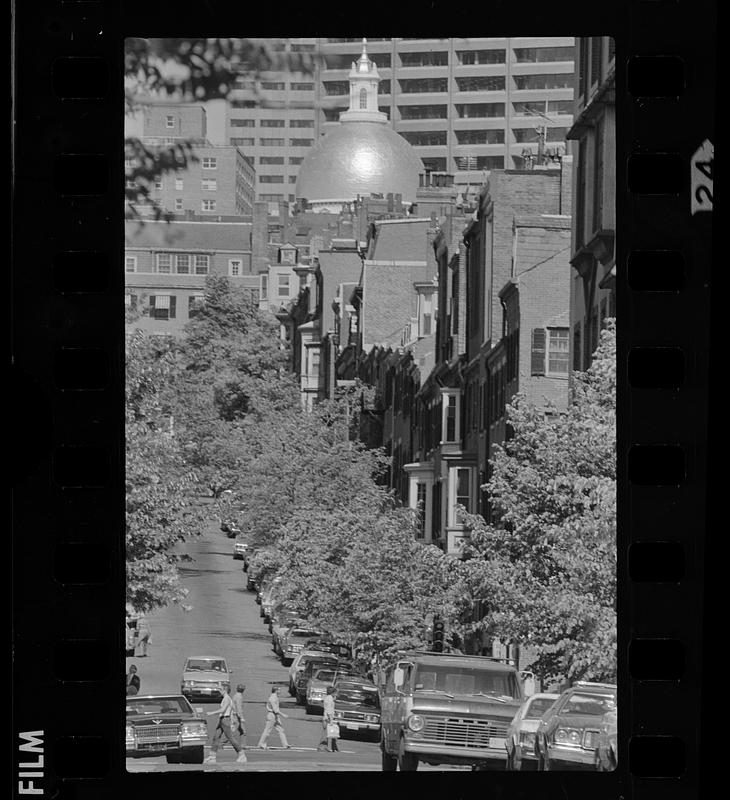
(125, 517, 464, 772)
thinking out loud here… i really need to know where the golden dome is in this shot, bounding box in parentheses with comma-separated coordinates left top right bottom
(295, 121, 424, 204)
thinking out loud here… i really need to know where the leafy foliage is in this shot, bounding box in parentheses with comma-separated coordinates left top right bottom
(458, 320, 616, 685)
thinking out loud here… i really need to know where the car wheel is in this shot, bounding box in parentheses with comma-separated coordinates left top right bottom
(397, 737, 419, 771)
(380, 735, 397, 772)
(166, 753, 181, 764)
(183, 746, 205, 764)
(305, 704, 314, 715)
(296, 693, 305, 706)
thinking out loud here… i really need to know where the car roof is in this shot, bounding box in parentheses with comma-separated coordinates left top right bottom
(128, 694, 188, 701)
(185, 655, 228, 661)
(568, 683, 617, 694)
(403, 655, 518, 671)
(527, 692, 561, 701)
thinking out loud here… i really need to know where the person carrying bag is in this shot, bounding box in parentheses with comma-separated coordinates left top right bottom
(320, 686, 340, 752)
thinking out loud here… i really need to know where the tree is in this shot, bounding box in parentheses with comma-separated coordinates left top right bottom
(458, 320, 616, 685)
(125, 331, 205, 612)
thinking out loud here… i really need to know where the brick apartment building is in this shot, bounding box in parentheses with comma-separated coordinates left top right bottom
(132, 104, 256, 217)
(567, 37, 616, 371)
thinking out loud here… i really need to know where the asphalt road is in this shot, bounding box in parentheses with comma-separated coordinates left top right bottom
(125, 517, 388, 771)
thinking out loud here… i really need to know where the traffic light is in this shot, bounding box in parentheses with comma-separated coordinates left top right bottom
(432, 615, 445, 652)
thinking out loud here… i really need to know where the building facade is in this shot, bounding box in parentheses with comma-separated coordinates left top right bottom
(133, 104, 256, 217)
(125, 220, 258, 335)
(567, 37, 616, 371)
(224, 38, 575, 206)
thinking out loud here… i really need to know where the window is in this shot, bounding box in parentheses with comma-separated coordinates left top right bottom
(514, 99, 574, 116)
(230, 137, 255, 146)
(593, 118, 604, 232)
(400, 131, 447, 146)
(202, 157, 217, 169)
(547, 328, 569, 374)
(154, 178, 162, 190)
(124, 293, 137, 309)
(176, 254, 190, 274)
(260, 138, 285, 146)
(422, 157, 447, 172)
(455, 76, 505, 92)
(530, 328, 546, 375)
(289, 156, 304, 165)
(513, 46, 575, 63)
(514, 73, 573, 90)
(230, 118, 255, 127)
(125, 256, 137, 273)
(149, 294, 176, 320)
(194, 255, 209, 275)
(590, 37, 602, 88)
(290, 119, 314, 127)
(400, 51, 448, 67)
(188, 294, 205, 318)
(290, 80, 314, 89)
(513, 127, 542, 143)
(455, 129, 505, 145)
(260, 156, 285, 165)
(323, 81, 349, 96)
(399, 105, 448, 120)
(444, 394, 458, 442)
(260, 274, 268, 300)
(229, 259, 242, 277)
(575, 139, 587, 248)
(399, 78, 448, 94)
(457, 49, 505, 65)
(422, 313, 432, 336)
(454, 155, 503, 170)
(289, 138, 313, 147)
(289, 175, 297, 183)
(261, 81, 285, 90)
(201, 178, 217, 191)
(454, 468, 471, 520)
(573, 324, 582, 371)
(156, 253, 172, 273)
(277, 274, 289, 297)
(175, 178, 183, 191)
(201, 199, 217, 211)
(261, 119, 285, 127)
(260, 175, 284, 183)
(166, 115, 174, 128)
(455, 103, 505, 119)
(416, 483, 427, 539)
(260, 193, 284, 201)
(359, 88, 367, 109)
(174, 198, 183, 211)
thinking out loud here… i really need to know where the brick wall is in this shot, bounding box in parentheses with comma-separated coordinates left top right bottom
(362, 263, 429, 349)
(143, 105, 207, 140)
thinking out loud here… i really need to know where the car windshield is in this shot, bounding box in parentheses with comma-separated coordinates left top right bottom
(524, 697, 558, 719)
(126, 697, 192, 716)
(414, 665, 519, 698)
(185, 659, 227, 672)
(336, 685, 379, 707)
(313, 669, 336, 682)
(561, 693, 616, 716)
(291, 629, 320, 639)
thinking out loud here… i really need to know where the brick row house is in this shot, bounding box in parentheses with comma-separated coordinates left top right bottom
(567, 37, 616, 370)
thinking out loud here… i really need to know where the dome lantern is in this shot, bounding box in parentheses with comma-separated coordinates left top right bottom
(340, 38, 387, 123)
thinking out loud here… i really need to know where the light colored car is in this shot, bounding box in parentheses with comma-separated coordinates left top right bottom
(288, 650, 336, 694)
(505, 693, 560, 770)
(180, 655, 232, 702)
(535, 681, 617, 770)
(126, 694, 208, 764)
(232, 538, 248, 560)
(280, 626, 322, 666)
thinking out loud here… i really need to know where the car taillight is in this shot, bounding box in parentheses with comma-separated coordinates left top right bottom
(583, 731, 598, 748)
(555, 728, 568, 743)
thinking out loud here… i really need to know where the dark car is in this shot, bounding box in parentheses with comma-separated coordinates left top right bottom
(304, 639, 352, 661)
(333, 679, 381, 740)
(534, 681, 617, 770)
(126, 694, 208, 764)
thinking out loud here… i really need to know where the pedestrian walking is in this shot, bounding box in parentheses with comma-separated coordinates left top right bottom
(136, 614, 152, 657)
(257, 687, 291, 750)
(204, 686, 247, 764)
(232, 684, 247, 745)
(320, 686, 339, 752)
(126, 664, 140, 696)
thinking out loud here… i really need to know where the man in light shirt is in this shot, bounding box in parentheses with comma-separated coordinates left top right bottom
(204, 686, 247, 764)
(257, 686, 291, 749)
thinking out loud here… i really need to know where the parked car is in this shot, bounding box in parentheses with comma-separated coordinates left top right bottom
(126, 694, 208, 764)
(246, 573, 258, 592)
(280, 626, 323, 666)
(534, 681, 617, 771)
(303, 665, 362, 714)
(271, 610, 303, 657)
(333, 679, 381, 740)
(288, 650, 335, 694)
(379, 652, 524, 771)
(505, 693, 560, 770)
(304, 639, 352, 660)
(594, 708, 618, 771)
(232, 538, 248, 560)
(293, 655, 342, 701)
(180, 655, 233, 702)
(260, 578, 283, 622)
(296, 659, 356, 706)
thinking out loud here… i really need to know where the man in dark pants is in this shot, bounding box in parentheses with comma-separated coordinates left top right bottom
(205, 686, 247, 764)
(126, 664, 140, 695)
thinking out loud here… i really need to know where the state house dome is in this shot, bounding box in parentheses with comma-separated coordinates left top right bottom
(295, 40, 424, 210)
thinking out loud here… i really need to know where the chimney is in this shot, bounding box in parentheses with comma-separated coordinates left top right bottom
(387, 192, 394, 212)
(559, 153, 573, 217)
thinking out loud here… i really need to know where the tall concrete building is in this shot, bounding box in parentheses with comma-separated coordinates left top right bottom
(225, 38, 574, 206)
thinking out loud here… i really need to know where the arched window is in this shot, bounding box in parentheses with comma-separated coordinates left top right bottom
(359, 88, 367, 109)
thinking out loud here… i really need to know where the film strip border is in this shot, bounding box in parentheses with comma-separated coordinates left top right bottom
(10, 2, 714, 797)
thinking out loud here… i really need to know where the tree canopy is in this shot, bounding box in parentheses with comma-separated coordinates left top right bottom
(457, 320, 616, 685)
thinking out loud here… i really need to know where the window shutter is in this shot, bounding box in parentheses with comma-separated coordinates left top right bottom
(169, 296, 176, 319)
(530, 328, 546, 375)
(573, 324, 582, 371)
(590, 37, 602, 87)
(149, 295, 156, 317)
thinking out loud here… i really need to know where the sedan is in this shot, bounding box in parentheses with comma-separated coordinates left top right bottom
(333, 679, 381, 740)
(594, 708, 618, 771)
(126, 694, 208, 764)
(505, 693, 560, 770)
(180, 655, 233, 702)
(535, 682, 617, 770)
(280, 626, 323, 666)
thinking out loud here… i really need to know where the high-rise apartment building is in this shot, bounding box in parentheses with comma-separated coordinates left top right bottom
(136, 104, 256, 217)
(225, 38, 574, 204)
